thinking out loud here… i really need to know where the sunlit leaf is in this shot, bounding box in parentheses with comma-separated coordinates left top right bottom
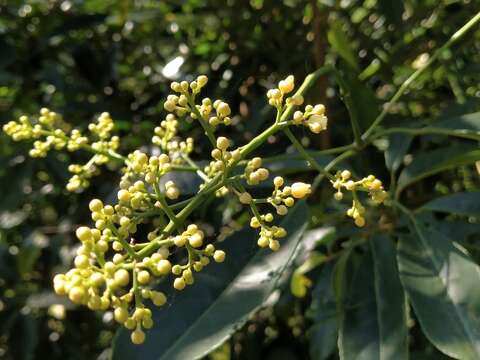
(398, 221, 480, 359)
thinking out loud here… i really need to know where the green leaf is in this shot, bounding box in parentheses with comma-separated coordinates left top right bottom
(419, 192, 480, 216)
(396, 144, 480, 196)
(338, 236, 408, 360)
(307, 263, 338, 360)
(370, 235, 409, 359)
(385, 134, 413, 173)
(328, 22, 359, 71)
(334, 66, 380, 132)
(112, 202, 309, 360)
(9, 314, 38, 360)
(433, 112, 480, 136)
(397, 221, 480, 360)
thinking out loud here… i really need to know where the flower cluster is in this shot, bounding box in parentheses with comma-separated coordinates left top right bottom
(293, 104, 328, 134)
(332, 170, 388, 227)
(266, 75, 304, 109)
(3, 109, 121, 192)
(4, 73, 388, 345)
(244, 157, 270, 185)
(151, 113, 194, 164)
(54, 194, 227, 344)
(243, 178, 311, 251)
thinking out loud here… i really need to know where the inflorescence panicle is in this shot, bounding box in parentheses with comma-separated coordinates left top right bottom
(3, 73, 387, 344)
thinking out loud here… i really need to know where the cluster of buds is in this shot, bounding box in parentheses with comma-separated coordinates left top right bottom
(206, 137, 241, 175)
(195, 97, 233, 127)
(332, 170, 388, 227)
(53, 193, 227, 344)
(5, 73, 390, 346)
(88, 112, 114, 139)
(67, 163, 99, 192)
(246, 178, 311, 251)
(168, 76, 233, 132)
(292, 104, 328, 134)
(3, 109, 121, 192)
(152, 113, 194, 163)
(4, 109, 68, 157)
(266, 75, 304, 109)
(244, 157, 269, 185)
(268, 177, 299, 215)
(164, 75, 209, 116)
(152, 114, 178, 149)
(127, 150, 172, 186)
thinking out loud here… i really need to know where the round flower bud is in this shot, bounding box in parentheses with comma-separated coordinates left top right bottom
(291, 182, 311, 199)
(313, 104, 325, 115)
(269, 240, 280, 251)
(279, 75, 294, 94)
(114, 269, 130, 287)
(68, 286, 85, 304)
(157, 260, 172, 275)
(90, 272, 104, 287)
(341, 170, 351, 180)
(89, 199, 103, 212)
(189, 233, 203, 249)
(345, 180, 355, 191)
(166, 187, 179, 200)
(137, 270, 151, 285)
(118, 189, 131, 202)
(76, 227, 93, 242)
(213, 250, 226, 263)
(251, 157, 262, 168)
(370, 179, 383, 190)
(151, 291, 167, 306)
(355, 217, 366, 227)
(172, 264, 182, 275)
(216, 136, 230, 151)
(257, 168, 269, 181)
(131, 329, 145, 345)
(284, 197, 295, 207)
(174, 277, 186, 290)
(124, 318, 136, 330)
(114, 307, 129, 323)
(257, 237, 269, 248)
(197, 75, 208, 87)
(164, 100, 176, 112)
(53, 279, 66, 295)
(264, 213, 274, 222)
(74, 255, 89, 269)
(217, 102, 231, 117)
(204, 244, 215, 255)
(334, 192, 344, 201)
(273, 176, 284, 187)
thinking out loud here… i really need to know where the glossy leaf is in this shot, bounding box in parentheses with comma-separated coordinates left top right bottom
(307, 264, 338, 360)
(334, 65, 380, 132)
(338, 236, 408, 360)
(397, 221, 480, 359)
(385, 134, 413, 173)
(396, 145, 480, 195)
(112, 202, 309, 360)
(419, 192, 480, 216)
(433, 112, 480, 136)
